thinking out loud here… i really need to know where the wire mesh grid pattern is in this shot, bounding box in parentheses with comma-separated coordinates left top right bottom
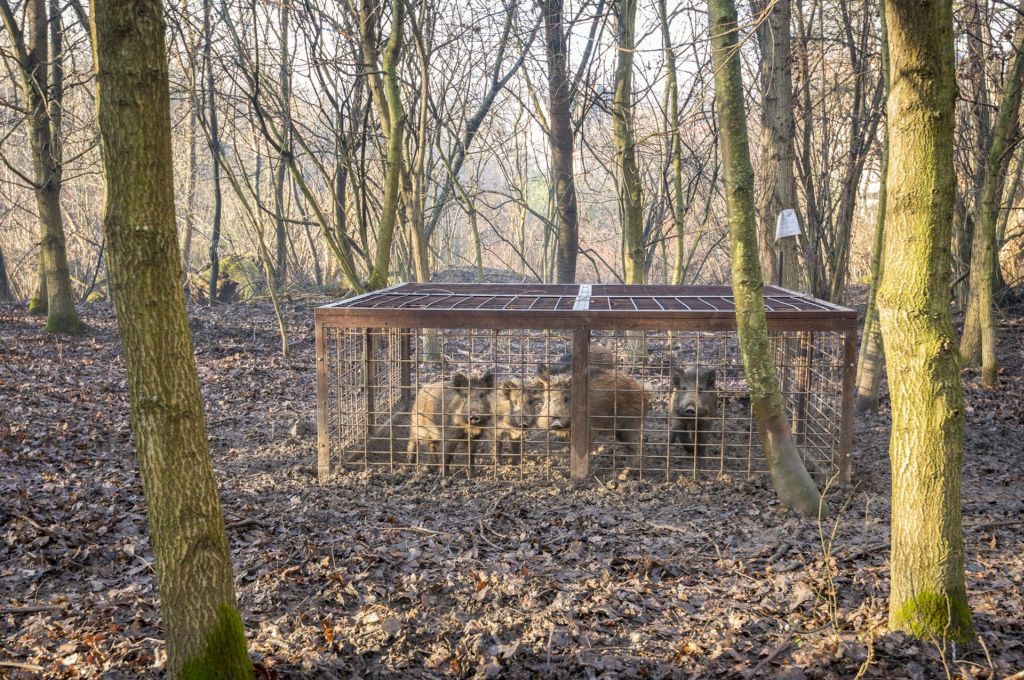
(316, 284, 857, 485)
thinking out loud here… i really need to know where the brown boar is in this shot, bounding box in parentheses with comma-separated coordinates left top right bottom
(533, 365, 648, 466)
(547, 344, 616, 375)
(490, 380, 537, 461)
(669, 366, 719, 457)
(407, 372, 494, 457)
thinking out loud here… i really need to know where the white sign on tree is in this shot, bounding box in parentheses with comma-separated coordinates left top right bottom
(775, 209, 801, 241)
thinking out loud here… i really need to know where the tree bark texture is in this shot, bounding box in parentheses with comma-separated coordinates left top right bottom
(708, 0, 823, 518)
(90, 0, 254, 674)
(877, 0, 973, 641)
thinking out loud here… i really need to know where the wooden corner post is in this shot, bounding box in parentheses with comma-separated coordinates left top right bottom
(570, 326, 591, 481)
(839, 326, 857, 484)
(315, 317, 330, 481)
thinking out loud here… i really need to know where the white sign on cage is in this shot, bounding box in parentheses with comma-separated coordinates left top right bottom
(775, 208, 801, 241)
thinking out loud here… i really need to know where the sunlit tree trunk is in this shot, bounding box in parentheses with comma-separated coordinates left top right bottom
(709, 0, 823, 517)
(90, 0, 253, 674)
(855, 0, 889, 413)
(878, 0, 973, 641)
(752, 0, 800, 289)
(613, 0, 644, 284)
(0, 0, 82, 332)
(363, 0, 406, 290)
(543, 0, 579, 283)
(182, 109, 198, 272)
(960, 16, 1024, 385)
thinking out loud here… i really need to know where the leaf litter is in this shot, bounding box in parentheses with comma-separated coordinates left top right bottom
(1, 298, 1022, 678)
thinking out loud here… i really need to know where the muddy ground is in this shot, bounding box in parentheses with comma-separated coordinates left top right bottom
(1, 295, 1022, 679)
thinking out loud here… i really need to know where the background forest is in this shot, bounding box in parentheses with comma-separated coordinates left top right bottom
(2, 0, 1022, 306)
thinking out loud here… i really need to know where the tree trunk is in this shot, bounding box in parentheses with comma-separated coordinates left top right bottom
(658, 0, 689, 285)
(0, 246, 12, 301)
(877, 0, 973, 641)
(709, 0, 823, 518)
(29, 258, 47, 313)
(752, 0, 800, 289)
(544, 0, 579, 284)
(613, 0, 644, 284)
(0, 0, 82, 331)
(90, 0, 253, 675)
(365, 0, 405, 291)
(203, 0, 222, 303)
(182, 109, 197, 271)
(273, 1, 290, 292)
(855, 0, 889, 413)
(960, 15, 1024, 384)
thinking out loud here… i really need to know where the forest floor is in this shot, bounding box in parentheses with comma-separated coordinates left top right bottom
(1, 288, 1023, 679)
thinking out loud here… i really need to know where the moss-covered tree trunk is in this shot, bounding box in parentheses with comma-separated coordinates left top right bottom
(0, 0, 82, 332)
(855, 0, 889, 413)
(90, 0, 254, 675)
(544, 0, 579, 284)
(708, 0, 823, 517)
(366, 0, 405, 291)
(877, 0, 973, 641)
(613, 0, 644, 284)
(960, 18, 1024, 385)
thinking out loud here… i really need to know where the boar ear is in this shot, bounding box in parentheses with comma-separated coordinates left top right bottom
(480, 371, 495, 388)
(701, 368, 717, 389)
(536, 363, 550, 381)
(451, 372, 468, 388)
(500, 380, 517, 398)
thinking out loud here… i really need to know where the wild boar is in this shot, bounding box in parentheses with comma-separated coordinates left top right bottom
(407, 372, 494, 458)
(534, 365, 648, 466)
(669, 366, 719, 457)
(490, 379, 538, 461)
(547, 344, 616, 375)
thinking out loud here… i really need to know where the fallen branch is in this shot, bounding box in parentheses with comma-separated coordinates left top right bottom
(0, 661, 44, 672)
(743, 634, 794, 678)
(226, 518, 271, 530)
(0, 603, 67, 615)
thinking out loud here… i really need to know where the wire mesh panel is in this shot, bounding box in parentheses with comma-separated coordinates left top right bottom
(316, 283, 857, 484)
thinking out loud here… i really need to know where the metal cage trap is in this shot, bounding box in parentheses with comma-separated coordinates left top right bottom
(315, 283, 856, 484)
